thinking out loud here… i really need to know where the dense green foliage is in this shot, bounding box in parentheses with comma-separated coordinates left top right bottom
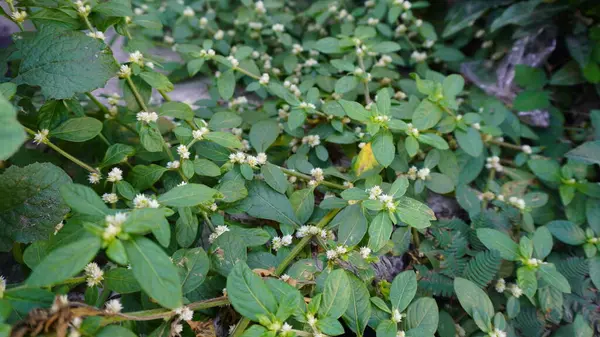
(1, 0, 600, 337)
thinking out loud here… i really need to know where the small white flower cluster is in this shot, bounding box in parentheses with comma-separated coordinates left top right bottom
(374, 115, 390, 123)
(302, 135, 321, 147)
(394, 91, 407, 100)
(227, 55, 239, 68)
(102, 193, 118, 204)
(75, 0, 91, 16)
(411, 51, 427, 63)
(88, 171, 102, 184)
(391, 309, 403, 323)
(524, 258, 545, 267)
(129, 50, 144, 65)
(177, 145, 190, 159)
(455, 324, 466, 337)
(255, 1, 266, 14)
(183, 6, 195, 17)
(248, 21, 263, 30)
(326, 245, 348, 260)
(309, 168, 325, 187)
(498, 282, 523, 298)
(405, 123, 419, 137)
(136, 111, 159, 123)
(488, 328, 507, 337)
(175, 306, 194, 321)
(272, 234, 293, 251)
(133, 194, 160, 209)
(521, 145, 532, 154)
(84, 262, 104, 287)
(278, 104, 290, 119)
(296, 225, 328, 239)
(259, 73, 270, 85)
(229, 96, 248, 109)
(117, 64, 132, 78)
(299, 102, 316, 110)
(193, 126, 210, 140)
(485, 156, 503, 172)
(471, 122, 481, 130)
(494, 278, 506, 293)
(395, 24, 407, 36)
(508, 196, 526, 210)
(167, 161, 180, 169)
(11, 10, 28, 23)
(106, 167, 123, 182)
(209, 225, 230, 243)
(87, 31, 106, 41)
(104, 212, 127, 241)
(375, 55, 393, 67)
(367, 18, 379, 26)
(33, 129, 49, 145)
(359, 247, 371, 259)
(199, 48, 216, 58)
(423, 39, 435, 49)
(272, 23, 285, 32)
(283, 80, 302, 97)
(304, 58, 318, 67)
(396, 331, 406, 337)
(292, 43, 304, 55)
(482, 40, 494, 49)
(228, 152, 267, 166)
(209, 203, 218, 212)
(417, 167, 430, 180)
(105, 299, 123, 314)
(229, 152, 247, 164)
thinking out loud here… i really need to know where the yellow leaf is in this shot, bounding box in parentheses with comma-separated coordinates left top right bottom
(353, 143, 382, 178)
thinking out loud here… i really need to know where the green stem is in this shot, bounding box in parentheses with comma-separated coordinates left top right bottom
(125, 76, 150, 111)
(97, 132, 111, 146)
(357, 55, 371, 104)
(85, 92, 110, 115)
(488, 139, 522, 151)
(158, 89, 172, 102)
(412, 227, 420, 249)
(6, 0, 25, 32)
(279, 167, 348, 190)
(202, 212, 216, 232)
(24, 127, 98, 173)
(235, 66, 260, 80)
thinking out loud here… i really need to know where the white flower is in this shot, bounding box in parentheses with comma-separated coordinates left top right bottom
(54, 221, 64, 235)
(128, 50, 144, 65)
(175, 306, 194, 321)
(33, 129, 49, 145)
(395, 24, 407, 35)
(495, 279, 506, 293)
(311, 168, 324, 182)
(11, 10, 28, 23)
(403, 1, 412, 9)
(392, 309, 403, 323)
(229, 152, 246, 164)
(417, 168, 430, 180)
(102, 193, 118, 204)
(136, 111, 159, 123)
(456, 324, 466, 337)
(489, 328, 506, 337)
(292, 44, 304, 55)
(336, 245, 348, 255)
(471, 122, 481, 130)
(87, 31, 106, 41)
(365, 0, 375, 7)
(183, 6, 195, 17)
(84, 263, 104, 287)
(0, 275, 5, 298)
(214, 29, 224, 40)
(375, 115, 391, 123)
(164, 35, 174, 44)
(88, 171, 102, 184)
(509, 284, 523, 298)
(367, 18, 379, 26)
(77, 3, 91, 16)
(167, 161, 180, 169)
(521, 145, 532, 154)
(272, 23, 285, 32)
(415, 19, 423, 27)
(255, 0, 266, 14)
(282, 235, 293, 246)
(326, 250, 337, 260)
(423, 39, 435, 48)
(107, 167, 123, 182)
(359, 247, 371, 259)
(368, 186, 383, 199)
(106, 213, 127, 227)
(410, 51, 427, 63)
(256, 152, 268, 165)
(227, 55, 239, 68)
(482, 40, 493, 49)
(173, 324, 183, 334)
(486, 156, 503, 172)
(246, 155, 259, 167)
(396, 331, 406, 337)
(280, 274, 290, 282)
(105, 299, 123, 314)
(475, 29, 485, 38)
(117, 64, 131, 78)
(301, 135, 321, 147)
(133, 194, 160, 209)
(193, 127, 210, 140)
(508, 197, 526, 210)
(281, 323, 292, 333)
(177, 145, 190, 159)
(209, 225, 230, 243)
(259, 73, 270, 85)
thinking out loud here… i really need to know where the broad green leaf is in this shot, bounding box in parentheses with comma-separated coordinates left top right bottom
(14, 28, 118, 99)
(405, 297, 439, 336)
(532, 226, 553, 259)
(413, 100, 443, 130)
(37, 99, 69, 130)
(545, 220, 586, 245)
(173, 247, 209, 294)
(104, 268, 141, 294)
(193, 158, 221, 177)
(390, 270, 417, 312)
(249, 120, 279, 152)
(395, 197, 436, 229)
(376, 320, 396, 337)
(205, 131, 243, 149)
(138, 125, 163, 152)
(517, 266, 538, 298)
(538, 264, 571, 293)
(211, 231, 247, 276)
(290, 188, 315, 224)
(261, 163, 288, 194)
(368, 212, 393, 252)
(0, 163, 71, 243)
(97, 325, 137, 337)
(455, 128, 482, 157)
(425, 173, 454, 194)
(100, 144, 135, 168)
(175, 207, 198, 248)
(515, 65, 547, 90)
(139, 71, 174, 92)
(51, 117, 103, 142)
(490, 0, 541, 32)
(337, 204, 368, 247)
(93, 0, 133, 17)
(27, 235, 101, 287)
(565, 141, 600, 165)
(342, 273, 372, 337)
(209, 111, 242, 130)
(419, 134, 449, 150)
(218, 69, 236, 100)
(335, 76, 359, 94)
(589, 257, 600, 289)
(158, 102, 194, 120)
(372, 130, 395, 167)
(244, 181, 300, 227)
(124, 236, 182, 309)
(476, 228, 520, 260)
(60, 183, 110, 218)
(226, 262, 278, 321)
(319, 269, 351, 319)
(454, 277, 494, 319)
(158, 183, 217, 207)
(339, 99, 371, 122)
(0, 95, 25, 160)
(527, 159, 561, 183)
(128, 164, 168, 191)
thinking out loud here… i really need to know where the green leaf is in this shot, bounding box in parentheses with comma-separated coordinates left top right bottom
(419, 134, 449, 150)
(60, 183, 109, 218)
(538, 264, 571, 293)
(476, 228, 520, 260)
(104, 268, 141, 294)
(396, 197, 436, 229)
(442, 74, 465, 97)
(413, 100, 443, 130)
(226, 262, 278, 321)
(376, 320, 397, 337)
(158, 102, 194, 120)
(218, 69, 236, 100)
(372, 41, 401, 53)
(527, 159, 561, 183)
(37, 100, 69, 130)
(129, 164, 167, 191)
(342, 273, 371, 337)
(97, 325, 137, 337)
(0, 163, 71, 243)
(193, 158, 221, 177)
(124, 236, 182, 309)
(261, 163, 288, 194)
(319, 269, 351, 319)
(390, 270, 417, 312)
(51, 117, 103, 142)
(339, 100, 371, 122)
(249, 120, 279, 152)
(317, 316, 345, 336)
(337, 204, 368, 247)
(545, 220, 586, 245)
(27, 235, 101, 287)
(175, 207, 198, 248)
(565, 141, 600, 165)
(513, 90, 550, 111)
(290, 188, 315, 224)
(244, 181, 300, 227)
(174, 247, 209, 294)
(0, 94, 25, 160)
(490, 0, 541, 32)
(372, 130, 394, 167)
(211, 231, 247, 276)
(158, 183, 217, 207)
(139, 71, 174, 92)
(405, 297, 439, 336)
(335, 76, 359, 94)
(455, 128, 482, 157)
(100, 144, 135, 168)
(368, 212, 393, 252)
(205, 131, 243, 149)
(517, 266, 537, 298)
(209, 111, 242, 130)
(425, 173, 454, 194)
(93, 0, 133, 17)
(453, 277, 494, 319)
(550, 61, 585, 86)
(315, 37, 342, 54)
(532, 226, 553, 260)
(589, 257, 600, 289)
(14, 28, 118, 99)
